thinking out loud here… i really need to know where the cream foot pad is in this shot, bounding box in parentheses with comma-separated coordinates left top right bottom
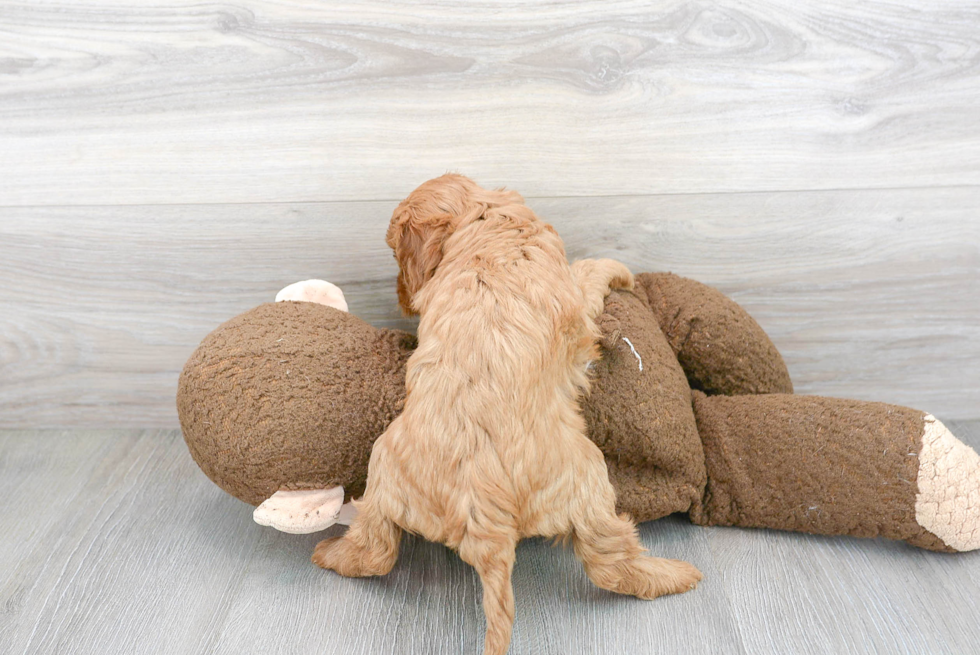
(915, 415, 980, 551)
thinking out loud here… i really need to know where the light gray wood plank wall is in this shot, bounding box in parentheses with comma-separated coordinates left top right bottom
(1, 1, 978, 426)
(2, 188, 977, 427)
(1, 0, 979, 205)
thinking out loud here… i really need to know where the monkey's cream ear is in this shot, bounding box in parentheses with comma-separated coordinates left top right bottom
(275, 279, 348, 311)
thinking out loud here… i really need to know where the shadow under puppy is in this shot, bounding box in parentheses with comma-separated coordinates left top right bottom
(312, 174, 702, 654)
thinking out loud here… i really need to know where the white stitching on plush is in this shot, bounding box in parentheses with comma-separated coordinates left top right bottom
(622, 337, 643, 372)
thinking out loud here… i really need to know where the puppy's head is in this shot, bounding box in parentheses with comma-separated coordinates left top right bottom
(386, 174, 523, 314)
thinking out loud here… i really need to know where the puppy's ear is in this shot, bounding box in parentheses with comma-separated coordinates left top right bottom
(386, 210, 457, 315)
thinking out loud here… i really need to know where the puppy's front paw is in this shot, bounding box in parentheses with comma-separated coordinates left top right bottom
(602, 260, 635, 292)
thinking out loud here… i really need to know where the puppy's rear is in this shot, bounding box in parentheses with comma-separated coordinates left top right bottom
(314, 175, 702, 655)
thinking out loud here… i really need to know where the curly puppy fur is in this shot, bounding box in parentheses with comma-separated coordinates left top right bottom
(313, 174, 702, 654)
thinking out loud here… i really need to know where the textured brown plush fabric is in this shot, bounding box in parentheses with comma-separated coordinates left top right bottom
(689, 392, 951, 551)
(637, 273, 793, 396)
(178, 279, 957, 552)
(179, 291, 709, 520)
(177, 302, 415, 505)
(582, 289, 706, 523)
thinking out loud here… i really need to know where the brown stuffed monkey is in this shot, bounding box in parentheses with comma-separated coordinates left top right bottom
(177, 275, 980, 553)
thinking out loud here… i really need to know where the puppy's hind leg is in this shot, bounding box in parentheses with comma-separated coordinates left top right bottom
(313, 493, 401, 576)
(570, 258, 634, 319)
(458, 524, 519, 655)
(568, 448, 702, 599)
(312, 455, 403, 577)
(572, 508, 702, 600)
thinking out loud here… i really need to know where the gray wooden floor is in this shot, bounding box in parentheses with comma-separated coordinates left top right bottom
(2, 421, 979, 655)
(1, 0, 978, 428)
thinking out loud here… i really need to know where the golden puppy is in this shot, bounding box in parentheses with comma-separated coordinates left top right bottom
(313, 174, 702, 654)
